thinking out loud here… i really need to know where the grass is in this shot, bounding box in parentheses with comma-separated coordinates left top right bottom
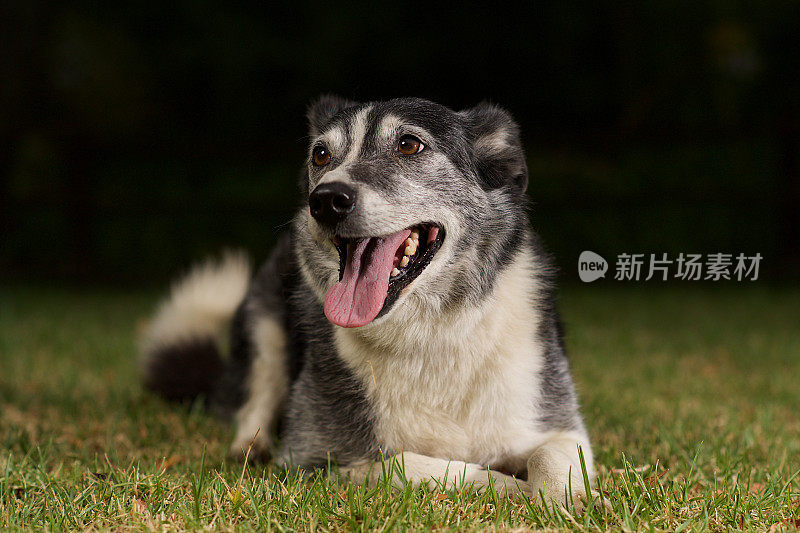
(1, 284, 799, 531)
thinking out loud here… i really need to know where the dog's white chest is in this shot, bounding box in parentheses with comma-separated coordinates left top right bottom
(334, 253, 546, 467)
(380, 347, 542, 466)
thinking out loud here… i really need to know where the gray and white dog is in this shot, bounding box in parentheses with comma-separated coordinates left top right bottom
(140, 96, 594, 504)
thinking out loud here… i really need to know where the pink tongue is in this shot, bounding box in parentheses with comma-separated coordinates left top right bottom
(324, 229, 411, 328)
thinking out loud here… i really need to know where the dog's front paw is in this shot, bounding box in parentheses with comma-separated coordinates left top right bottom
(526, 445, 589, 508)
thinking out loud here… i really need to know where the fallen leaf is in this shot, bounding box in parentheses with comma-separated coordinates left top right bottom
(642, 470, 668, 489)
(132, 497, 152, 519)
(158, 455, 181, 472)
(133, 498, 147, 512)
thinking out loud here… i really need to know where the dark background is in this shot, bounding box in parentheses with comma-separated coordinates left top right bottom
(2, 2, 798, 286)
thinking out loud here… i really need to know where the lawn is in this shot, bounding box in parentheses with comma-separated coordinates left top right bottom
(1, 284, 799, 531)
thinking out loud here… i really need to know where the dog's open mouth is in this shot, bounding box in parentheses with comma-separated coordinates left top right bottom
(323, 223, 445, 328)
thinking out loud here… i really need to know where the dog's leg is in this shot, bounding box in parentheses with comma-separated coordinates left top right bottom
(229, 313, 289, 460)
(340, 452, 531, 495)
(526, 431, 595, 506)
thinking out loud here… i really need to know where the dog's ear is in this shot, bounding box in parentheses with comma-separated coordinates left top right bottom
(462, 102, 528, 194)
(307, 95, 356, 137)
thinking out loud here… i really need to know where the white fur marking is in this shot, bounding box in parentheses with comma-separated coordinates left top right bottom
(377, 114, 403, 144)
(319, 126, 347, 155)
(474, 127, 510, 154)
(343, 106, 373, 164)
(230, 314, 289, 457)
(140, 251, 251, 357)
(376, 115, 435, 150)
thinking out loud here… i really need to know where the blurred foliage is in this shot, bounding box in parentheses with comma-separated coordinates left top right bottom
(1, 1, 798, 284)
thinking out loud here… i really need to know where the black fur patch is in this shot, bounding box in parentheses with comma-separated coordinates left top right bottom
(143, 338, 223, 403)
(278, 298, 379, 467)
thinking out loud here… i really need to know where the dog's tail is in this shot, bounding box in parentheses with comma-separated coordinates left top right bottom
(139, 251, 251, 403)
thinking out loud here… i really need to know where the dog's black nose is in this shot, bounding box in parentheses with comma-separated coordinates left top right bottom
(309, 182, 357, 225)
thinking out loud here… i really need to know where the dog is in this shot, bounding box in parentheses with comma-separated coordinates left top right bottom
(140, 96, 594, 504)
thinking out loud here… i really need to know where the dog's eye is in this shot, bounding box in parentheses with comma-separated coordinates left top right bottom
(312, 146, 331, 166)
(397, 135, 424, 155)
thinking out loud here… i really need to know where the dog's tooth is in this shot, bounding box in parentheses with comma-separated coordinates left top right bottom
(410, 230, 419, 240)
(404, 244, 415, 256)
(391, 267, 400, 277)
(400, 256, 409, 267)
(405, 238, 414, 247)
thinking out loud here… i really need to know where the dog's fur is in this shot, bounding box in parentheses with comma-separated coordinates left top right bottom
(140, 96, 594, 503)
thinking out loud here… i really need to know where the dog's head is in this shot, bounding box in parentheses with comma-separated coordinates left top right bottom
(295, 96, 529, 328)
